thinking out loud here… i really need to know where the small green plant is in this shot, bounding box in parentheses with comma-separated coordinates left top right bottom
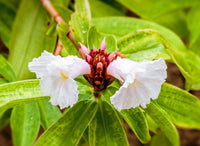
(1, 0, 200, 146)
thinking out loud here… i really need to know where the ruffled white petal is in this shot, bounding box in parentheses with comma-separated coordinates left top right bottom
(107, 58, 138, 81)
(28, 51, 61, 78)
(108, 57, 167, 111)
(28, 51, 90, 109)
(43, 77, 78, 109)
(64, 56, 91, 79)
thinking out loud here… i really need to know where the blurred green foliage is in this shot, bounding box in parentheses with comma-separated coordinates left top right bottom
(1, 0, 200, 146)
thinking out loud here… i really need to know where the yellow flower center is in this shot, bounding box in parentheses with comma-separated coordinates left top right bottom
(60, 72, 69, 79)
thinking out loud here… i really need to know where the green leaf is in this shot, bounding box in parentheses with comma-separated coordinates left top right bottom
(89, 100, 129, 146)
(165, 49, 193, 90)
(87, 26, 117, 52)
(145, 114, 159, 133)
(45, 21, 57, 37)
(183, 51, 200, 89)
(71, 0, 91, 44)
(117, 30, 170, 61)
(11, 103, 40, 146)
(156, 83, 200, 129)
(116, 28, 199, 90)
(0, 78, 7, 84)
(144, 102, 180, 146)
(38, 100, 62, 130)
(0, 0, 21, 11)
(0, 54, 16, 81)
(105, 35, 117, 53)
(0, 79, 48, 111)
(152, 10, 188, 39)
(57, 22, 79, 56)
(50, 0, 70, 6)
(87, 26, 103, 50)
(8, 0, 57, 80)
(35, 100, 98, 146)
(115, 1, 188, 39)
(0, 108, 12, 130)
(94, 18, 199, 89)
(76, 77, 93, 101)
(150, 132, 172, 146)
(7, 1, 56, 146)
(0, 2, 16, 47)
(92, 17, 186, 52)
(102, 86, 118, 104)
(116, 0, 199, 19)
(120, 107, 151, 144)
(89, 0, 125, 17)
(187, 5, 200, 55)
(54, 5, 72, 22)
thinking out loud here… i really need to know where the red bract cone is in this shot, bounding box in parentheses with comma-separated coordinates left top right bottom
(80, 39, 119, 97)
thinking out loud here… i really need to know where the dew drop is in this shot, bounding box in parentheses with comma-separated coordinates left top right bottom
(82, 30, 86, 34)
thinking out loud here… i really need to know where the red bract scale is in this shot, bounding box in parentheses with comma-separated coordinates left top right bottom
(80, 39, 123, 97)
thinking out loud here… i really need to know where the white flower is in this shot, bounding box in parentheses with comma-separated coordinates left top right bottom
(107, 57, 167, 111)
(28, 51, 90, 109)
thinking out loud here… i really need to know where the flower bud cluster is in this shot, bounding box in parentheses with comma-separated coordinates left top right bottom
(84, 46, 117, 92)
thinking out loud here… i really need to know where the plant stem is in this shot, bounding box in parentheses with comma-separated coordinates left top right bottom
(40, 0, 79, 56)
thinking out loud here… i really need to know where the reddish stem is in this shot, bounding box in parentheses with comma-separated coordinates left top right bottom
(40, 0, 81, 56)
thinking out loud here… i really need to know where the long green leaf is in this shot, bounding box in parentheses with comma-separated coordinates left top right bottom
(89, 100, 129, 146)
(92, 17, 186, 52)
(11, 103, 40, 146)
(57, 22, 79, 56)
(156, 83, 200, 129)
(8, 0, 57, 145)
(150, 132, 172, 146)
(114, 26, 199, 90)
(116, 0, 199, 19)
(0, 79, 47, 111)
(87, 26, 103, 50)
(187, 5, 200, 55)
(121, 107, 151, 144)
(0, 2, 16, 47)
(0, 108, 12, 130)
(89, 0, 125, 17)
(0, 54, 16, 81)
(0, 0, 21, 11)
(71, 0, 91, 44)
(152, 10, 188, 39)
(145, 114, 159, 133)
(87, 26, 117, 53)
(183, 51, 200, 90)
(35, 100, 98, 146)
(0, 78, 7, 84)
(38, 100, 61, 130)
(115, 0, 189, 39)
(8, 0, 57, 79)
(117, 30, 170, 61)
(144, 102, 180, 146)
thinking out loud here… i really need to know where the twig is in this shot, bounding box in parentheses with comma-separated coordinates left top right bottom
(41, 0, 65, 24)
(40, 0, 79, 56)
(54, 39, 62, 56)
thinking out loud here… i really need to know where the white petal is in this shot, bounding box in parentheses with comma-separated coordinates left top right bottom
(107, 57, 138, 81)
(109, 58, 167, 111)
(45, 55, 90, 79)
(64, 56, 91, 79)
(40, 76, 79, 109)
(29, 51, 90, 109)
(28, 51, 61, 78)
